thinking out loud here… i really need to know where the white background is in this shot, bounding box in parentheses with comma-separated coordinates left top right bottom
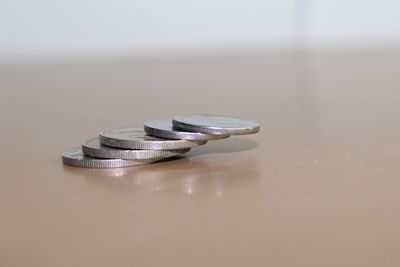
(0, 0, 399, 61)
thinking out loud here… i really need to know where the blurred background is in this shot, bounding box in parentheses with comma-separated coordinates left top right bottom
(1, 2, 400, 267)
(1, 0, 399, 62)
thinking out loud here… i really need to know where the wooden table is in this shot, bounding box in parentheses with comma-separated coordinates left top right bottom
(1, 48, 400, 267)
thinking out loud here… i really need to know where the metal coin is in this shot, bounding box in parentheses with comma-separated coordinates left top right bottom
(144, 119, 230, 141)
(62, 147, 158, 168)
(99, 127, 207, 150)
(82, 137, 191, 160)
(173, 114, 260, 135)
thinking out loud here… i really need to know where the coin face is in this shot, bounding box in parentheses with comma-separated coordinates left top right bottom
(144, 119, 230, 141)
(99, 127, 207, 150)
(82, 137, 190, 160)
(173, 115, 260, 135)
(62, 147, 158, 168)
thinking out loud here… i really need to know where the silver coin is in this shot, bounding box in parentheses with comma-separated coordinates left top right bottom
(62, 147, 159, 168)
(99, 127, 207, 150)
(144, 119, 230, 141)
(82, 137, 191, 160)
(173, 114, 260, 135)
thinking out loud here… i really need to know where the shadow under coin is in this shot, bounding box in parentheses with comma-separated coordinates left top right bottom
(63, 155, 261, 196)
(188, 136, 258, 156)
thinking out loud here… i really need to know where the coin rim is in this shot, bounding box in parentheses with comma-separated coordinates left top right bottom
(144, 119, 230, 141)
(62, 147, 158, 168)
(82, 137, 191, 160)
(99, 127, 207, 150)
(172, 115, 260, 135)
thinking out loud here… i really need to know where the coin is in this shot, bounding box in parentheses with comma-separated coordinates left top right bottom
(144, 119, 230, 141)
(82, 137, 191, 160)
(62, 147, 158, 168)
(100, 127, 207, 150)
(173, 114, 260, 135)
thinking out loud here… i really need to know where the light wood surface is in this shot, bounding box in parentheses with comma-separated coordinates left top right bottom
(1, 49, 400, 267)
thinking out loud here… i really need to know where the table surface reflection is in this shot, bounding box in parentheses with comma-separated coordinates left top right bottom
(1, 48, 400, 267)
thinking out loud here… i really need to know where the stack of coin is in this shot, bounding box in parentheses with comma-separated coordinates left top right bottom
(62, 114, 260, 168)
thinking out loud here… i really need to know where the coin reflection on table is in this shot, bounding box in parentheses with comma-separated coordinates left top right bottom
(63, 156, 261, 196)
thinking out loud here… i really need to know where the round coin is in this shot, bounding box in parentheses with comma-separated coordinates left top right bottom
(100, 127, 207, 150)
(144, 119, 230, 141)
(82, 137, 191, 160)
(173, 114, 260, 135)
(62, 147, 158, 168)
